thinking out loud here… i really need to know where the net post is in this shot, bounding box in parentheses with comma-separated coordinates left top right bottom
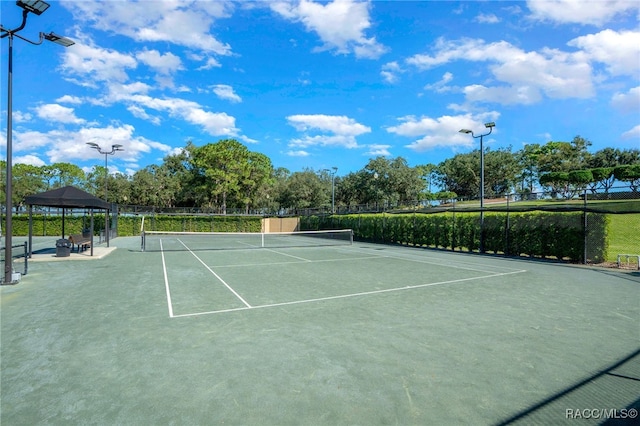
(140, 215, 146, 252)
(261, 232, 265, 248)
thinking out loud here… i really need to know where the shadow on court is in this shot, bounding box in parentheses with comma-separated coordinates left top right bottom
(497, 348, 640, 425)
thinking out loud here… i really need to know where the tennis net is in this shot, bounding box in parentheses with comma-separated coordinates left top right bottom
(141, 229, 353, 252)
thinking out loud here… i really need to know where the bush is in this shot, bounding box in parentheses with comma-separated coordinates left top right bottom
(302, 210, 609, 263)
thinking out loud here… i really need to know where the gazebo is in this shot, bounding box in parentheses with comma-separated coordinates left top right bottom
(24, 186, 111, 257)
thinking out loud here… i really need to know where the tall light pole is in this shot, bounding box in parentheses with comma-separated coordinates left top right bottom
(322, 167, 338, 213)
(1, 0, 74, 284)
(330, 167, 337, 213)
(459, 121, 495, 253)
(86, 142, 124, 247)
(86, 142, 124, 202)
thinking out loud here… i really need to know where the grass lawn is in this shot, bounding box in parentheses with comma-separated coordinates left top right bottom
(607, 213, 640, 262)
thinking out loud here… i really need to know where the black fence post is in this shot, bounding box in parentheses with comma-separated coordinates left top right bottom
(583, 191, 588, 265)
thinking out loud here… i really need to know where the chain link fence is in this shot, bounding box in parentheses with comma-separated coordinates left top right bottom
(302, 188, 640, 268)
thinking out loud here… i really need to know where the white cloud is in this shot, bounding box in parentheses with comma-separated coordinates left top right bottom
(621, 125, 640, 141)
(381, 61, 403, 84)
(475, 13, 500, 24)
(526, 0, 639, 26)
(7, 124, 168, 165)
(212, 84, 242, 103)
(386, 113, 500, 152)
(14, 155, 46, 167)
(56, 95, 83, 104)
(196, 57, 223, 70)
(35, 104, 86, 124)
(136, 49, 183, 75)
(61, 41, 137, 84)
(239, 135, 258, 144)
(12, 111, 33, 123)
(406, 37, 595, 105)
(424, 72, 454, 93)
(464, 84, 543, 105)
(287, 114, 371, 149)
(568, 29, 640, 76)
(364, 144, 391, 156)
(611, 86, 640, 115)
(127, 105, 162, 125)
(286, 150, 311, 157)
(287, 114, 370, 135)
(271, 0, 387, 59)
(63, 0, 233, 55)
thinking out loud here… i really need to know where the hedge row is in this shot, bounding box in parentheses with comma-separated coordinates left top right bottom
(140, 215, 262, 233)
(8, 214, 262, 237)
(302, 211, 608, 263)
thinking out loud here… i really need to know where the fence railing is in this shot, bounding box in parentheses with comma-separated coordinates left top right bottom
(0, 241, 28, 285)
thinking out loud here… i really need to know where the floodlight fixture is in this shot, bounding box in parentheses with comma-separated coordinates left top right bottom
(484, 122, 496, 128)
(85, 141, 125, 201)
(17, 0, 50, 15)
(43, 32, 74, 47)
(459, 129, 472, 134)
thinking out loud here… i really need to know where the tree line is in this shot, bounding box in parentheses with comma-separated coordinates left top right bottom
(1, 136, 639, 214)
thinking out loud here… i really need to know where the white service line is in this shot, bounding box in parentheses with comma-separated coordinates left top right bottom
(213, 255, 385, 269)
(178, 239, 252, 308)
(171, 268, 527, 318)
(160, 240, 175, 318)
(262, 247, 311, 262)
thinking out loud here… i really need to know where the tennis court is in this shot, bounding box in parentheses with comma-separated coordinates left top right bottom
(1, 233, 639, 424)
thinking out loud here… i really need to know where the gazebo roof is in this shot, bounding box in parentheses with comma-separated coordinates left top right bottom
(24, 186, 110, 209)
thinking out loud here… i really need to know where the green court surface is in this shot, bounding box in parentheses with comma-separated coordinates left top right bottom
(1, 235, 639, 425)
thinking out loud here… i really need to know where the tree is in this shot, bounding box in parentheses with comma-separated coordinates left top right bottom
(516, 143, 542, 193)
(614, 164, 640, 192)
(13, 164, 48, 210)
(567, 169, 593, 194)
(277, 169, 327, 211)
(240, 151, 274, 214)
(588, 167, 615, 193)
(537, 136, 591, 174)
(539, 172, 569, 198)
(190, 139, 252, 214)
(436, 152, 479, 199)
(483, 147, 519, 196)
(435, 148, 517, 200)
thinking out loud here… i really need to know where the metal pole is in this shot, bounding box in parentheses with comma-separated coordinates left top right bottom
(104, 152, 108, 202)
(480, 134, 485, 253)
(331, 174, 335, 214)
(4, 33, 14, 283)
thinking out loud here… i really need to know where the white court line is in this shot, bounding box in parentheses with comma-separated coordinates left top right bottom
(263, 247, 311, 262)
(171, 269, 527, 318)
(213, 255, 385, 269)
(160, 240, 175, 318)
(178, 239, 252, 308)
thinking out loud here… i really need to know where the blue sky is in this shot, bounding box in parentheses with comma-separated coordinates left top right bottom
(1, 0, 639, 179)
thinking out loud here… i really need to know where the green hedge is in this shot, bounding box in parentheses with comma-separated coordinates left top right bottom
(140, 215, 262, 233)
(301, 211, 609, 263)
(7, 214, 262, 237)
(10, 214, 107, 237)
